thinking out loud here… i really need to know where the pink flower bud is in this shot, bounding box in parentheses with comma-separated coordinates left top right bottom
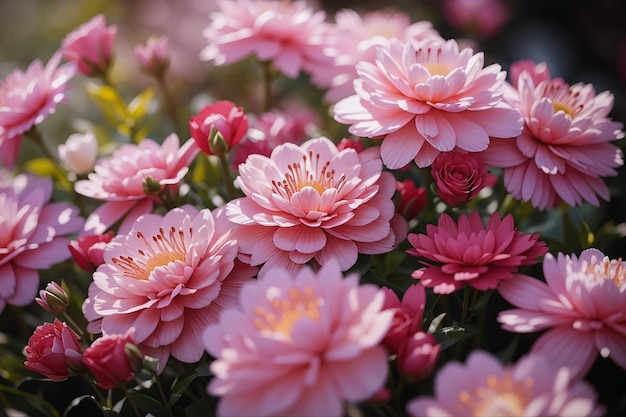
(35, 282, 69, 314)
(134, 35, 170, 77)
(395, 179, 426, 220)
(68, 232, 115, 272)
(336, 137, 364, 153)
(396, 331, 440, 380)
(61, 14, 116, 77)
(189, 101, 248, 156)
(431, 150, 494, 207)
(24, 319, 84, 381)
(381, 284, 427, 353)
(58, 132, 98, 175)
(82, 331, 143, 389)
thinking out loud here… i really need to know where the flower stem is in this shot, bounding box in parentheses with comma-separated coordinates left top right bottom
(156, 72, 183, 138)
(154, 374, 174, 417)
(261, 60, 274, 113)
(82, 374, 108, 409)
(120, 385, 142, 417)
(26, 127, 61, 167)
(217, 153, 237, 201)
(62, 311, 84, 337)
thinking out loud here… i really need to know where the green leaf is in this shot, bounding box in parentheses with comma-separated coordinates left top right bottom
(127, 88, 155, 121)
(127, 391, 169, 417)
(168, 373, 198, 409)
(85, 83, 128, 127)
(0, 383, 61, 417)
(433, 324, 477, 351)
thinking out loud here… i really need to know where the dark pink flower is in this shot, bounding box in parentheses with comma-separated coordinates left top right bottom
(407, 212, 548, 294)
(442, 0, 510, 38)
(395, 179, 426, 220)
(24, 319, 84, 381)
(68, 231, 115, 272)
(381, 283, 427, 353)
(61, 14, 117, 77)
(189, 100, 248, 156)
(83, 331, 142, 389)
(396, 331, 440, 380)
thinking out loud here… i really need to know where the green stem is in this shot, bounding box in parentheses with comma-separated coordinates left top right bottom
(120, 385, 142, 417)
(261, 61, 274, 113)
(156, 72, 183, 137)
(62, 311, 84, 337)
(154, 374, 174, 417)
(217, 153, 237, 201)
(26, 127, 62, 169)
(82, 374, 108, 409)
(460, 286, 471, 326)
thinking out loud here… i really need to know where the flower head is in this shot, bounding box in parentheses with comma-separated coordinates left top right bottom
(381, 283, 427, 353)
(498, 248, 626, 379)
(200, 0, 333, 78)
(0, 174, 83, 313)
(334, 38, 523, 169)
(396, 331, 440, 380)
(407, 212, 548, 294)
(442, 0, 510, 38)
(68, 231, 115, 272)
(61, 14, 117, 77)
(75, 134, 199, 234)
(58, 131, 99, 175)
(0, 52, 76, 167)
(82, 205, 256, 372)
(482, 69, 625, 210)
(226, 136, 405, 277)
(407, 350, 604, 417)
(189, 100, 248, 156)
(35, 282, 70, 314)
(134, 35, 170, 77)
(83, 331, 143, 389)
(204, 260, 393, 417)
(395, 178, 426, 220)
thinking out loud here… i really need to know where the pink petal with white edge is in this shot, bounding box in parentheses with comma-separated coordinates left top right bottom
(530, 327, 597, 380)
(498, 274, 559, 310)
(380, 122, 425, 169)
(498, 308, 572, 332)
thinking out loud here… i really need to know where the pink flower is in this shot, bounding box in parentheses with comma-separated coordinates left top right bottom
(509, 60, 553, 89)
(0, 52, 76, 167)
(75, 134, 199, 234)
(395, 178, 426, 220)
(406, 350, 604, 417)
(61, 14, 117, 77)
(498, 249, 626, 380)
(200, 0, 333, 79)
(334, 38, 523, 169)
(381, 283, 427, 353)
(82, 205, 257, 372)
(68, 231, 115, 272)
(134, 35, 170, 76)
(0, 174, 83, 313)
(189, 100, 248, 156)
(431, 149, 494, 207)
(442, 0, 510, 38)
(58, 131, 99, 175)
(226, 137, 405, 277)
(482, 69, 625, 210)
(24, 319, 84, 381)
(310, 9, 443, 103)
(204, 260, 394, 417)
(83, 331, 143, 389)
(396, 331, 440, 380)
(407, 212, 548, 294)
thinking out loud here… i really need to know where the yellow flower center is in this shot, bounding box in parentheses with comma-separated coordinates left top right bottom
(456, 372, 533, 417)
(253, 285, 322, 336)
(541, 81, 584, 118)
(584, 255, 625, 289)
(417, 46, 450, 76)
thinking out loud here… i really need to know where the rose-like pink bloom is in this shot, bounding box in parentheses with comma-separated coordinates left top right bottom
(83, 331, 143, 389)
(442, 0, 510, 38)
(498, 249, 626, 380)
(0, 174, 83, 313)
(24, 319, 84, 381)
(134, 35, 170, 76)
(61, 14, 117, 77)
(75, 134, 199, 234)
(226, 137, 405, 277)
(82, 205, 257, 372)
(396, 331, 440, 380)
(0, 52, 76, 168)
(381, 283, 426, 353)
(200, 0, 333, 79)
(334, 38, 523, 169)
(189, 100, 248, 156)
(58, 131, 99, 175)
(407, 212, 548, 294)
(406, 350, 604, 417)
(395, 178, 426, 220)
(310, 9, 443, 103)
(68, 231, 115, 272)
(482, 69, 625, 210)
(35, 282, 70, 314)
(204, 260, 394, 417)
(431, 149, 495, 207)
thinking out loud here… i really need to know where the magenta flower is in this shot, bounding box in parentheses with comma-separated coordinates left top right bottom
(407, 212, 547, 294)
(226, 136, 405, 277)
(68, 231, 115, 272)
(498, 249, 626, 380)
(0, 174, 83, 313)
(83, 331, 142, 389)
(381, 283, 427, 353)
(200, 0, 333, 79)
(334, 38, 523, 169)
(407, 350, 603, 417)
(396, 331, 440, 381)
(61, 14, 117, 77)
(0, 52, 76, 167)
(204, 260, 393, 417)
(395, 179, 427, 220)
(189, 100, 248, 156)
(82, 205, 256, 372)
(75, 134, 199, 234)
(482, 69, 625, 210)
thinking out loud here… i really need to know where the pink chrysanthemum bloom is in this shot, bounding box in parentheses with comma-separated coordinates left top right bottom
(200, 0, 333, 79)
(0, 173, 83, 313)
(226, 136, 405, 277)
(310, 9, 443, 103)
(0, 52, 76, 167)
(407, 212, 547, 294)
(75, 134, 199, 234)
(407, 350, 604, 417)
(482, 68, 625, 210)
(334, 38, 523, 169)
(82, 205, 257, 372)
(498, 248, 626, 380)
(204, 260, 394, 417)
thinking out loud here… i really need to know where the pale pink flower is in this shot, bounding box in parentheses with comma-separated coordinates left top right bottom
(134, 35, 170, 76)
(204, 260, 394, 417)
(407, 350, 604, 417)
(58, 131, 99, 175)
(0, 52, 76, 167)
(498, 248, 626, 380)
(82, 205, 257, 372)
(61, 14, 117, 77)
(334, 38, 523, 169)
(407, 212, 547, 294)
(75, 134, 199, 234)
(310, 9, 443, 103)
(442, 0, 510, 38)
(226, 137, 405, 277)
(482, 69, 625, 210)
(200, 0, 333, 79)
(0, 174, 83, 313)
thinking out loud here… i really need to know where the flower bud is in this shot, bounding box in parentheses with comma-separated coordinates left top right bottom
(395, 179, 426, 220)
(208, 126, 229, 156)
(83, 331, 142, 389)
(68, 232, 114, 272)
(35, 282, 69, 314)
(61, 14, 116, 78)
(396, 331, 440, 381)
(142, 176, 163, 195)
(189, 100, 248, 156)
(134, 35, 170, 77)
(58, 132, 98, 175)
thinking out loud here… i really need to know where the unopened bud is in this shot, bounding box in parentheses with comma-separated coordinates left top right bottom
(142, 176, 162, 195)
(35, 282, 70, 314)
(208, 126, 229, 155)
(124, 342, 144, 372)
